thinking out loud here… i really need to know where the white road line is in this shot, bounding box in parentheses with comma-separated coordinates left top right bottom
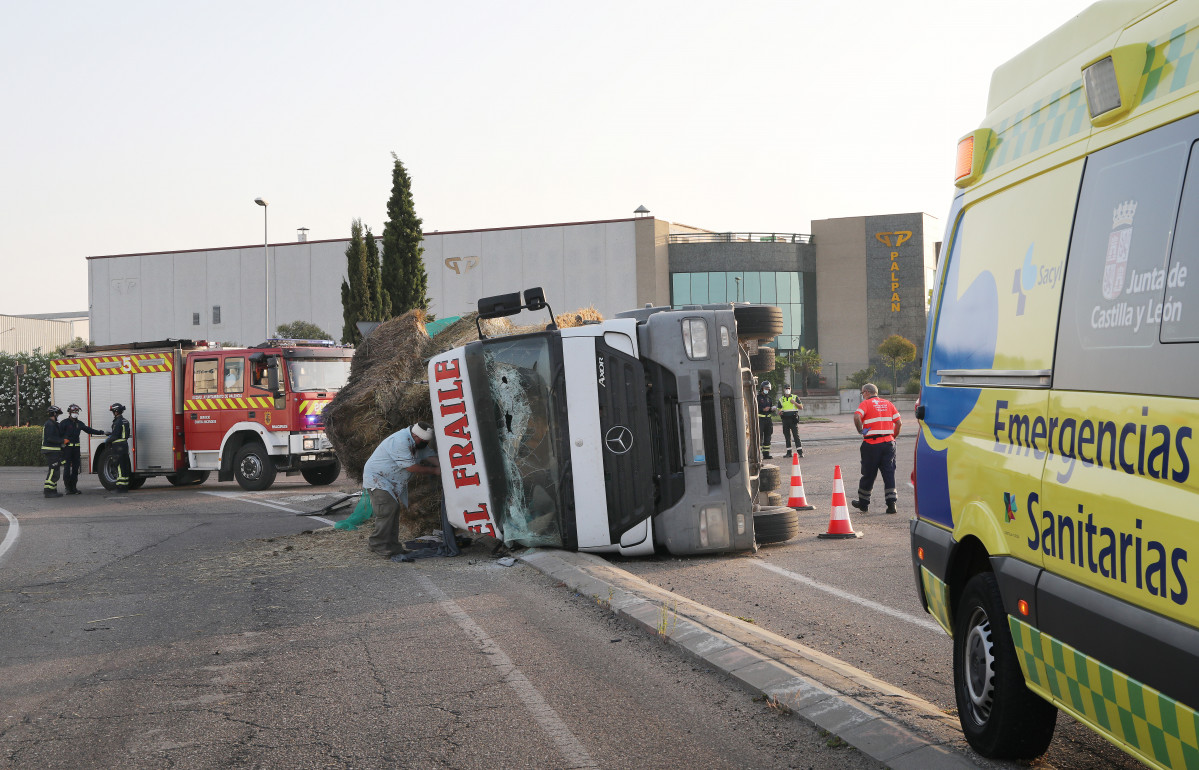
(753, 560, 942, 633)
(199, 491, 335, 526)
(417, 574, 598, 769)
(0, 507, 19, 566)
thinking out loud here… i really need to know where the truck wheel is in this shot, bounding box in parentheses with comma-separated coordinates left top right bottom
(749, 347, 776, 374)
(167, 470, 210, 486)
(753, 506, 799, 544)
(233, 444, 277, 491)
(953, 572, 1057, 759)
(127, 476, 147, 490)
(734, 304, 783, 341)
(97, 452, 119, 491)
(301, 458, 341, 486)
(766, 491, 783, 506)
(759, 464, 781, 492)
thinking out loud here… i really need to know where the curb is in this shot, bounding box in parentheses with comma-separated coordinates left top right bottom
(519, 549, 983, 769)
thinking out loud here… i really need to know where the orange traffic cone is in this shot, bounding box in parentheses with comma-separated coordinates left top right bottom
(818, 464, 862, 539)
(786, 453, 814, 510)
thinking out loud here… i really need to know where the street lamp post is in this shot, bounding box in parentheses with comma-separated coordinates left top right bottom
(255, 197, 270, 342)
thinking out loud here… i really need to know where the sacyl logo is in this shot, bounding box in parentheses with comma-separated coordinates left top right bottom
(444, 256, 480, 275)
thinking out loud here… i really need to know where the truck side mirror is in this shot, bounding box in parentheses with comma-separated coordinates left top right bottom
(267, 360, 280, 394)
(478, 292, 523, 319)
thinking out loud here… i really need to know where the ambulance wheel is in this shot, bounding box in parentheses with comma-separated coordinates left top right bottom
(233, 443, 276, 491)
(127, 476, 147, 490)
(953, 572, 1057, 759)
(733, 304, 783, 341)
(749, 347, 776, 375)
(753, 506, 799, 545)
(167, 470, 209, 486)
(97, 452, 119, 491)
(301, 458, 341, 486)
(759, 464, 781, 492)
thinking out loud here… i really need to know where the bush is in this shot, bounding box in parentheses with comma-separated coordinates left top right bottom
(0, 427, 43, 466)
(905, 377, 921, 394)
(846, 366, 877, 390)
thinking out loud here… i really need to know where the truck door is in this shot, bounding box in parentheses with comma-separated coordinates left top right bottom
(185, 356, 223, 469)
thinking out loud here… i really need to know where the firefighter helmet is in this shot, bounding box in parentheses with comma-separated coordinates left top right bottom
(109, 403, 125, 414)
(47, 405, 63, 417)
(67, 403, 82, 414)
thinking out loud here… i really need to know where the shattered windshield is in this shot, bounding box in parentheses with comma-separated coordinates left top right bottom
(285, 359, 352, 392)
(478, 336, 568, 548)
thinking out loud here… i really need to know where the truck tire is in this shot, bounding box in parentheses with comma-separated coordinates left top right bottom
(233, 443, 277, 491)
(753, 506, 799, 544)
(127, 476, 147, 490)
(734, 304, 784, 341)
(766, 491, 783, 507)
(301, 458, 341, 486)
(97, 451, 119, 491)
(749, 347, 776, 375)
(953, 572, 1057, 759)
(167, 470, 210, 486)
(759, 464, 781, 492)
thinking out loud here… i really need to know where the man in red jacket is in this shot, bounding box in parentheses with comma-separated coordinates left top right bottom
(851, 383, 902, 514)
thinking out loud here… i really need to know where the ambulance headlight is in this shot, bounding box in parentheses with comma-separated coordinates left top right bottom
(682, 319, 709, 359)
(698, 505, 730, 549)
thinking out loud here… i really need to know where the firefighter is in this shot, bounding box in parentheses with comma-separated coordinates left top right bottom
(777, 384, 804, 458)
(106, 402, 133, 493)
(60, 404, 105, 494)
(41, 405, 66, 498)
(756, 381, 776, 459)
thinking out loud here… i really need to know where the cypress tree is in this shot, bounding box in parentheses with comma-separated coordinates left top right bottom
(364, 225, 390, 319)
(381, 153, 428, 313)
(340, 219, 371, 345)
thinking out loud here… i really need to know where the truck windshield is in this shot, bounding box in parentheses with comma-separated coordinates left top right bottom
(285, 359, 352, 392)
(472, 335, 569, 548)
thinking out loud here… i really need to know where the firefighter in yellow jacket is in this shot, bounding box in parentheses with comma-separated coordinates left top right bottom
(41, 405, 66, 498)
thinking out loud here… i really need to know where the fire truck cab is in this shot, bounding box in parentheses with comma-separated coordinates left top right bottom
(50, 338, 351, 491)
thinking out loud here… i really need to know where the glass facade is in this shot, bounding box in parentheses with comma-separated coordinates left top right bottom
(671, 271, 808, 350)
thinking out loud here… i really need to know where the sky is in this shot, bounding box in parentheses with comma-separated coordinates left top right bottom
(0, 0, 1096, 317)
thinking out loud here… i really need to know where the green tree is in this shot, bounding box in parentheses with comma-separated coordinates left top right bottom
(878, 334, 918, 393)
(276, 321, 332, 341)
(341, 219, 371, 345)
(381, 153, 428, 314)
(0, 350, 53, 427)
(846, 365, 877, 391)
(781, 347, 822, 396)
(364, 225, 391, 320)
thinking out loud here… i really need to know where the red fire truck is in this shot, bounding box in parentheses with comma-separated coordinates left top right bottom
(49, 338, 352, 491)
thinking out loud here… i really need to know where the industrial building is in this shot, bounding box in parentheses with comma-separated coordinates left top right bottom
(0, 312, 90, 355)
(86, 211, 939, 387)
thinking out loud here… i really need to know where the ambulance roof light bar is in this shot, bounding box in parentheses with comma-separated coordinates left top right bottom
(1082, 44, 1149, 127)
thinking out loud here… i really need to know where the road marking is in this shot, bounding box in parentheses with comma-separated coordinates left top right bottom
(199, 491, 334, 526)
(0, 507, 19, 566)
(417, 574, 597, 769)
(753, 560, 942, 633)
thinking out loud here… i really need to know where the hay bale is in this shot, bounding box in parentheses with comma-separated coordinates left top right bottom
(325, 305, 603, 537)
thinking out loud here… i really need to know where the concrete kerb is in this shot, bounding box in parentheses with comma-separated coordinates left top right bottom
(518, 548, 981, 769)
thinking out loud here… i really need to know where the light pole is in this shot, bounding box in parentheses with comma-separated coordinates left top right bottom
(255, 197, 270, 342)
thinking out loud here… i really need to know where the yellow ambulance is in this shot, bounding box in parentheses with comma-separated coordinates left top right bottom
(912, 1, 1199, 766)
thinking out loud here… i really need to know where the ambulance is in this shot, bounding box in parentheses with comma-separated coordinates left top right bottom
(50, 338, 350, 491)
(427, 287, 795, 555)
(912, 1, 1199, 766)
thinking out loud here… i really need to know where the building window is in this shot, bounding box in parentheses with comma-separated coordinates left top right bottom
(192, 312, 200, 326)
(212, 306, 221, 325)
(670, 270, 807, 350)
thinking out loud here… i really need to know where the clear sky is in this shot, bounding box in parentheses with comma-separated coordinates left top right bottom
(1, 0, 1094, 317)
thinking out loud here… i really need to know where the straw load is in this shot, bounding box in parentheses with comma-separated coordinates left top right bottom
(323, 305, 603, 537)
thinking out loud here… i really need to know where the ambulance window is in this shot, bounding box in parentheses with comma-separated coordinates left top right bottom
(223, 358, 245, 393)
(193, 359, 219, 395)
(1055, 112, 1199, 396)
(1160, 142, 1199, 342)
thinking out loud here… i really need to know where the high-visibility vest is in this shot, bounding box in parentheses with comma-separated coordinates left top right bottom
(856, 397, 899, 444)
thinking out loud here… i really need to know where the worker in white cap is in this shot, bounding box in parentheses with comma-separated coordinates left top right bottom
(362, 421, 440, 557)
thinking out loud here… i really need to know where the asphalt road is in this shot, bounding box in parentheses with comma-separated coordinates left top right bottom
(608, 422, 1143, 770)
(0, 468, 882, 770)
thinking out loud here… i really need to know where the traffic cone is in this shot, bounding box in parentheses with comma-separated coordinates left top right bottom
(786, 453, 814, 510)
(818, 465, 862, 539)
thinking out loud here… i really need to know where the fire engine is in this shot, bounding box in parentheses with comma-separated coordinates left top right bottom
(50, 338, 352, 491)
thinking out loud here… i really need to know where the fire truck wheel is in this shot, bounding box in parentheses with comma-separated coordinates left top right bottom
(233, 443, 277, 491)
(127, 476, 147, 490)
(752, 506, 799, 545)
(97, 452, 120, 491)
(301, 458, 341, 486)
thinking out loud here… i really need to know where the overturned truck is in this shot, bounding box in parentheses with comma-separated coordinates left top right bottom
(428, 287, 794, 555)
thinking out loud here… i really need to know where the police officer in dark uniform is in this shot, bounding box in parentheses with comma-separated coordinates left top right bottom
(107, 402, 133, 493)
(60, 404, 105, 495)
(41, 405, 66, 498)
(756, 381, 776, 459)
